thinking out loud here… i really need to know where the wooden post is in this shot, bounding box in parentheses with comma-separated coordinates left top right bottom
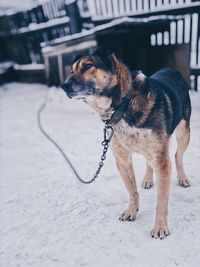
(65, 0, 82, 34)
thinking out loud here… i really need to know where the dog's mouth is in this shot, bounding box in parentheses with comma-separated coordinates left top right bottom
(72, 95, 86, 100)
(65, 91, 91, 100)
(61, 79, 96, 100)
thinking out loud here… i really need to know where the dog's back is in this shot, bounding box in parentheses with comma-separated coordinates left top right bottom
(149, 68, 191, 134)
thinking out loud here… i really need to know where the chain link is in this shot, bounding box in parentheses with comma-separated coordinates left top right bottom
(92, 125, 114, 181)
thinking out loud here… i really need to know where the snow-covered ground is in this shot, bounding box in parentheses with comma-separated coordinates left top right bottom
(0, 83, 200, 267)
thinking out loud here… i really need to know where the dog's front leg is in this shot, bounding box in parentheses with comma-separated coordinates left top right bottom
(149, 153, 171, 239)
(112, 136, 139, 221)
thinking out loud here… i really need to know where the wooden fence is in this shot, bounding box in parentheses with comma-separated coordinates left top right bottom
(85, 0, 200, 90)
(87, 0, 199, 21)
(0, 0, 82, 64)
(0, 0, 199, 89)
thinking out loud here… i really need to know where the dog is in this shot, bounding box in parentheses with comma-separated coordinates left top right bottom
(61, 49, 191, 239)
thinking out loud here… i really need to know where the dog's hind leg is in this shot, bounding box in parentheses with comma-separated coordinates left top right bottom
(141, 162, 153, 189)
(112, 136, 139, 221)
(175, 119, 191, 187)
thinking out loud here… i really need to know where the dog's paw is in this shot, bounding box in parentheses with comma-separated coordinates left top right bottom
(178, 176, 191, 187)
(141, 178, 153, 189)
(151, 225, 170, 239)
(119, 207, 138, 221)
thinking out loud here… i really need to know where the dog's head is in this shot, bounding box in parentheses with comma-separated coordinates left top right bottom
(61, 50, 122, 100)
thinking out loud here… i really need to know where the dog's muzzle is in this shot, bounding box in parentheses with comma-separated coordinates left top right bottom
(61, 78, 95, 99)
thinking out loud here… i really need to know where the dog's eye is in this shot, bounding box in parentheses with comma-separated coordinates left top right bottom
(82, 64, 93, 72)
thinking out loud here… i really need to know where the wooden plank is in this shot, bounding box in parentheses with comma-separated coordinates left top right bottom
(119, 0, 125, 15)
(177, 0, 184, 5)
(170, 21, 176, 44)
(164, 31, 170, 45)
(149, 0, 156, 10)
(112, 0, 119, 17)
(157, 32, 162, 45)
(190, 13, 198, 67)
(156, 0, 163, 9)
(143, 0, 149, 11)
(95, 0, 102, 16)
(130, 0, 137, 12)
(106, 0, 113, 17)
(150, 33, 156, 46)
(100, 0, 108, 16)
(137, 0, 143, 11)
(196, 13, 200, 65)
(163, 0, 170, 7)
(125, 0, 131, 13)
(177, 19, 184, 44)
(42, 1, 53, 20)
(184, 14, 191, 43)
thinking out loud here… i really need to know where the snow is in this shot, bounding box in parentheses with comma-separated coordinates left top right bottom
(0, 83, 200, 267)
(11, 17, 70, 35)
(14, 64, 45, 71)
(0, 61, 13, 75)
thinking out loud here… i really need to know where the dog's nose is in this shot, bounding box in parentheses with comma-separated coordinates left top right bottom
(61, 81, 70, 91)
(61, 81, 75, 98)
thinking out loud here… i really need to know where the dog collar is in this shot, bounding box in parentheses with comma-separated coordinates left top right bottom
(105, 76, 148, 126)
(105, 94, 133, 126)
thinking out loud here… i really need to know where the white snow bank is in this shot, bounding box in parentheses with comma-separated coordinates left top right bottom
(0, 83, 199, 267)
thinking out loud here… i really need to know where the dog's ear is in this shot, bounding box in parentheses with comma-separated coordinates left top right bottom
(73, 54, 84, 64)
(110, 53, 120, 69)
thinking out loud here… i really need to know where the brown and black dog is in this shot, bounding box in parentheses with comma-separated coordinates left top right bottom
(61, 49, 191, 239)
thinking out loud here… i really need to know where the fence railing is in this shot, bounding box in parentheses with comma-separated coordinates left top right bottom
(36, 0, 66, 19)
(36, 0, 91, 21)
(87, 0, 199, 21)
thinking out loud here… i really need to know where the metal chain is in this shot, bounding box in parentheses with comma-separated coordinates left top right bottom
(92, 125, 114, 181)
(37, 94, 114, 184)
